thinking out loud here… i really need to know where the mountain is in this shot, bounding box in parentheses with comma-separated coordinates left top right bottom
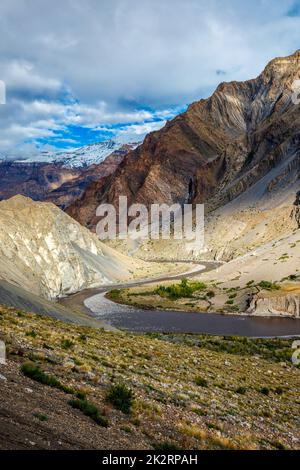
(1, 139, 141, 168)
(0, 279, 102, 327)
(45, 151, 126, 209)
(0, 195, 151, 300)
(67, 50, 300, 231)
(0, 146, 128, 209)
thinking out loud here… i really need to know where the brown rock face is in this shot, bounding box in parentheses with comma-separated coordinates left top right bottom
(0, 161, 80, 205)
(46, 152, 124, 209)
(0, 152, 124, 210)
(292, 191, 300, 227)
(68, 50, 300, 229)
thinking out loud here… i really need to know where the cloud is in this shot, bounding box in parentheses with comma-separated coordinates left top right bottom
(0, 0, 300, 154)
(117, 121, 168, 139)
(0, 95, 176, 154)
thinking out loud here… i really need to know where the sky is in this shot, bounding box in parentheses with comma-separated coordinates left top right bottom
(0, 0, 300, 157)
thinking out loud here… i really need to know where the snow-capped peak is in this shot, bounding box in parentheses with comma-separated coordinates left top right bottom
(1, 138, 142, 168)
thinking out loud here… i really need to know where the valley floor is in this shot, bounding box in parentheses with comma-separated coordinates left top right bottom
(107, 230, 300, 320)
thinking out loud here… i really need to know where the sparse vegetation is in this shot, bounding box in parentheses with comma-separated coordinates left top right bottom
(195, 376, 208, 387)
(26, 329, 37, 338)
(260, 387, 270, 396)
(258, 281, 280, 291)
(20, 362, 82, 397)
(108, 289, 122, 300)
(22, 363, 69, 391)
(68, 398, 108, 427)
(206, 290, 215, 298)
(61, 338, 74, 349)
(155, 279, 207, 300)
(32, 412, 48, 422)
(0, 305, 298, 450)
(106, 383, 134, 414)
(152, 333, 294, 363)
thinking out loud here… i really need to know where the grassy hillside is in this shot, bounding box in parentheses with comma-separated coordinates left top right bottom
(0, 304, 299, 450)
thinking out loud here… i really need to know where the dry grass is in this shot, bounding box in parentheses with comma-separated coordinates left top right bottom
(0, 304, 300, 449)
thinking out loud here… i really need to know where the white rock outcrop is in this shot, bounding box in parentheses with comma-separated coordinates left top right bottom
(248, 293, 300, 317)
(0, 195, 144, 299)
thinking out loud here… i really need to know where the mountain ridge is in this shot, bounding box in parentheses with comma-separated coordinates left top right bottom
(0, 146, 130, 209)
(0, 139, 141, 169)
(0, 195, 150, 299)
(67, 50, 300, 230)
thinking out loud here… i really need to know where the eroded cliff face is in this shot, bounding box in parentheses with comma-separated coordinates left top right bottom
(68, 50, 300, 230)
(0, 151, 125, 211)
(248, 292, 300, 318)
(0, 195, 148, 299)
(292, 191, 300, 228)
(0, 161, 80, 202)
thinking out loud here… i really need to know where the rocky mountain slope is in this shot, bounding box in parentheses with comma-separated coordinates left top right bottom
(1, 139, 141, 168)
(110, 178, 300, 317)
(1, 304, 299, 450)
(67, 50, 300, 233)
(0, 280, 109, 328)
(46, 151, 126, 209)
(0, 195, 155, 300)
(0, 149, 126, 210)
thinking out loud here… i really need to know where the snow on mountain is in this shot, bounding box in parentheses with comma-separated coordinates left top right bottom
(1, 139, 142, 168)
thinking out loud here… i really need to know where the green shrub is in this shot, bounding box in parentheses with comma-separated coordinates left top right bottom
(121, 426, 132, 434)
(26, 330, 37, 338)
(32, 412, 48, 422)
(258, 281, 280, 291)
(159, 334, 293, 363)
(68, 398, 108, 427)
(21, 362, 74, 395)
(235, 386, 247, 395)
(155, 279, 207, 300)
(195, 376, 208, 387)
(108, 289, 122, 300)
(75, 390, 87, 400)
(192, 407, 206, 416)
(206, 290, 215, 298)
(207, 421, 222, 431)
(106, 383, 134, 414)
(61, 338, 74, 349)
(260, 387, 270, 396)
(271, 440, 287, 450)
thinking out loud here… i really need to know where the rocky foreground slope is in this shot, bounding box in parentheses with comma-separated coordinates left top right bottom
(0, 195, 163, 300)
(67, 50, 300, 234)
(0, 304, 299, 450)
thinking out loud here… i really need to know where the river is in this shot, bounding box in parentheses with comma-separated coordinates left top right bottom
(60, 262, 300, 337)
